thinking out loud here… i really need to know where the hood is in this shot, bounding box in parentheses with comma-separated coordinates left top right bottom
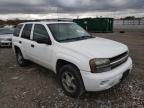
(60, 37, 128, 58)
(0, 34, 12, 39)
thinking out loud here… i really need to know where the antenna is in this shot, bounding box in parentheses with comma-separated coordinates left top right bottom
(56, 7, 73, 22)
(57, 6, 59, 21)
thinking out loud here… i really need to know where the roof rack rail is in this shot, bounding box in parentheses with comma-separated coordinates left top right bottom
(40, 18, 73, 22)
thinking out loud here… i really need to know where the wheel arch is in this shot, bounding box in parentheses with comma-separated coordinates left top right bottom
(14, 45, 21, 53)
(56, 59, 80, 75)
(14, 45, 26, 59)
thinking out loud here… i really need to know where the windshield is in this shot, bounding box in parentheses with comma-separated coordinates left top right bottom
(47, 23, 93, 42)
(0, 28, 14, 35)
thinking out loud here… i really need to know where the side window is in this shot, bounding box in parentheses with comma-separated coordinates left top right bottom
(13, 24, 23, 37)
(21, 24, 32, 39)
(33, 24, 49, 41)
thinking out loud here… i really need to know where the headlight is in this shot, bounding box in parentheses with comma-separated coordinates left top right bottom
(89, 58, 111, 73)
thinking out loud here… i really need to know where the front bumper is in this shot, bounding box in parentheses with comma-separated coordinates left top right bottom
(81, 57, 132, 91)
(0, 41, 12, 47)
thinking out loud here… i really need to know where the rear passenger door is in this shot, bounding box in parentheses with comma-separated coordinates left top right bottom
(13, 24, 23, 48)
(30, 24, 53, 69)
(20, 24, 33, 59)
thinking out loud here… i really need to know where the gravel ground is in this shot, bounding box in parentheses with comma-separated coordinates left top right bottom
(0, 30, 144, 108)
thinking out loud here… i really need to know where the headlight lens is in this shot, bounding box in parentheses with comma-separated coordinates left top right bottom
(89, 58, 110, 73)
(95, 58, 110, 66)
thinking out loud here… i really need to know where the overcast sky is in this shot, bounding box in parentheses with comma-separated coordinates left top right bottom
(0, 0, 144, 20)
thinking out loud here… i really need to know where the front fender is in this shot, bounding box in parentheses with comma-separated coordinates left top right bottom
(53, 53, 90, 73)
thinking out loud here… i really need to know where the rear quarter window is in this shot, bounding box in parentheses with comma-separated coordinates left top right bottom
(13, 24, 23, 37)
(21, 24, 32, 40)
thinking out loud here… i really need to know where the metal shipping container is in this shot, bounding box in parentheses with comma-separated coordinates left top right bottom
(73, 18, 113, 32)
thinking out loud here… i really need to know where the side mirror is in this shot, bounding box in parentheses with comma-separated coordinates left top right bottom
(36, 37, 52, 45)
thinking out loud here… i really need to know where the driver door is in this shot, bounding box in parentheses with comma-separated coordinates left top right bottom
(30, 24, 53, 69)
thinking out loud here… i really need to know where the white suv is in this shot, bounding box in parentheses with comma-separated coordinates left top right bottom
(12, 22, 133, 97)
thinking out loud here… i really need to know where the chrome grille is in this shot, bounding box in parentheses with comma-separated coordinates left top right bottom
(110, 52, 129, 69)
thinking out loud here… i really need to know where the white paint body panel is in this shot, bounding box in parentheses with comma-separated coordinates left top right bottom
(59, 37, 128, 58)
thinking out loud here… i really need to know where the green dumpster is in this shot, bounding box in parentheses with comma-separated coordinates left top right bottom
(73, 18, 113, 33)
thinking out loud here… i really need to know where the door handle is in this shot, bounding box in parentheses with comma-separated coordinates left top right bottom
(31, 44, 35, 48)
(19, 41, 22, 44)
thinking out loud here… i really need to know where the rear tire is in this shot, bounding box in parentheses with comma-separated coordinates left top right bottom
(16, 50, 29, 67)
(58, 64, 85, 98)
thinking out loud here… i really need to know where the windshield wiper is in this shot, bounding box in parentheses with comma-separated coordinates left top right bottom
(59, 37, 79, 42)
(71, 35, 94, 40)
(59, 35, 94, 42)
(79, 35, 94, 39)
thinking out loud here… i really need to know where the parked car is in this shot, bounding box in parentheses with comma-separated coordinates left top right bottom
(0, 28, 14, 47)
(12, 22, 133, 97)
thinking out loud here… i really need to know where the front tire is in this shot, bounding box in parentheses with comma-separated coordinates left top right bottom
(58, 64, 85, 98)
(16, 50, 29, 67)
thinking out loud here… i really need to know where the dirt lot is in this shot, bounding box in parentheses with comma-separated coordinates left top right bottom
(0, 30, 144, 108)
